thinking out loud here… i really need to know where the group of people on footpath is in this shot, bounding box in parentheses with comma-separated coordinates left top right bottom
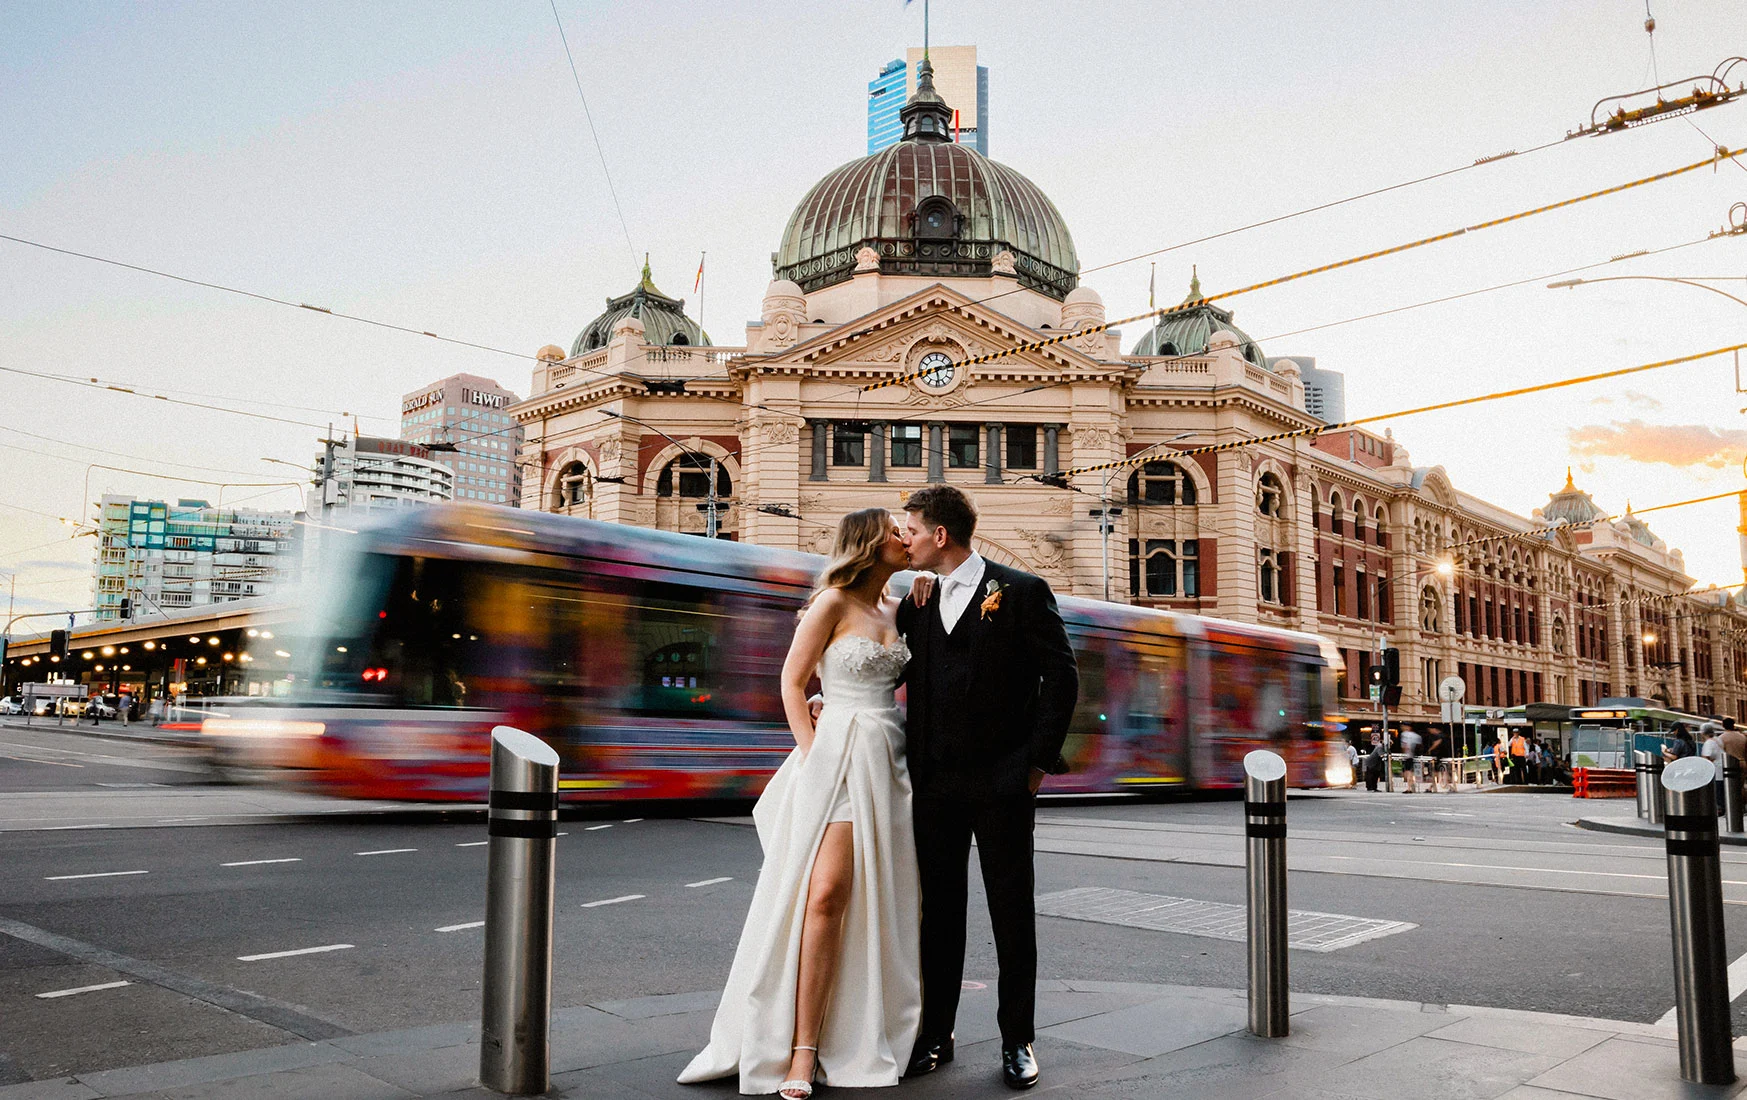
(1488, 730, 1563, 786)
(1344, 725, 1570, 791)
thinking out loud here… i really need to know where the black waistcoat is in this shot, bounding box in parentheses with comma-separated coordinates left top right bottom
(916, 597, 978, 766)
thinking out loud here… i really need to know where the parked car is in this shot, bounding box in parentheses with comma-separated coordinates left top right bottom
(0, 697, 24, 715)
(86, 699, 119, 720)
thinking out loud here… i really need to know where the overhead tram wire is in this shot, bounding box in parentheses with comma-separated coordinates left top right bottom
(548, 0, 638, 270)
(1039, 341, 1747, 485)
(0, 108, 1681, 429)
(0, 424, 310, 482)
(860, 146, 1745, 394)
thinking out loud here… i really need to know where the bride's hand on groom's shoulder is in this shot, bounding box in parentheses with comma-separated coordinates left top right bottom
(908, 573, 935, 606)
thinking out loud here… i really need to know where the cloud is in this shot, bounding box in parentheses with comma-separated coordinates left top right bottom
(1567, 420, 1747, 469)
(14, 559, 87, 573)
(1587, 392, 1662, 410)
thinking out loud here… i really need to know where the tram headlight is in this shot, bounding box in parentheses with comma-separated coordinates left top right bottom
(1325, 761, 1354, 787)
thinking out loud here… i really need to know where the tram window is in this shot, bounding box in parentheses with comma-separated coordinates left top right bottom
(1208, 646, 1292, 741)
(618, 582, 726, 718)
(315, 555, 497, 708)
(1062, 633, 1110, 765)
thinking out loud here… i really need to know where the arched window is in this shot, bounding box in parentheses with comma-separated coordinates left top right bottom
(1329, 491, 1344, 536)
(914, 196, 959, 239)
(1374, 505, 1388, 548)
(1351, 499, 1366, 542)
(1257, 472, 1286, 518)
(656, 454, 732, 499)
(1128, 461, 1197, 505)
(1420, 587, 1441, 632)
(552, 462, 590, 510)
(1258, 548, 1282, 604)
(670, 332, 690, 346)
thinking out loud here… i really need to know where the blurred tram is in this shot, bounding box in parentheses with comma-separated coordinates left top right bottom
(204, 505, 1350, 800)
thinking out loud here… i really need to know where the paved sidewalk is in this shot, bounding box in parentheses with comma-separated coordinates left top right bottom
(1576, 813, 1747, 846)
(4, 980, 1743, 1099)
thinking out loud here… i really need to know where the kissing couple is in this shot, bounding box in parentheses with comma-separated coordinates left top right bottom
(679, 485, 1079, 1095)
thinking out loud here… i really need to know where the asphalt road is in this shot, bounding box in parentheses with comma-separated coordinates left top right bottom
(0, 724, 1740, 1086)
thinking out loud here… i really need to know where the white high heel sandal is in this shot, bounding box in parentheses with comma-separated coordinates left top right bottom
(779, 1044, 817, 1099)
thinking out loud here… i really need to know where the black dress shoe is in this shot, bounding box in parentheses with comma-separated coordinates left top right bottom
(1001, 1043, 1039, 1089)
(905, 1035, 954, 1077)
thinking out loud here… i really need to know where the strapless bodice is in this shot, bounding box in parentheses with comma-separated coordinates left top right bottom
(819, 634, 909, 710)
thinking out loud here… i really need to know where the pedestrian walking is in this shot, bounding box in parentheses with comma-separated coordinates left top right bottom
(1508, 731, 1528, 784)
(1364, 737, 1383, 792)
(1345, 740, 1361, 788)
(1399, 727, 1423, 792)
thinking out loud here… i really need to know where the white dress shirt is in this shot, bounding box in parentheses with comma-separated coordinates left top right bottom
(935, 552, 986, 634)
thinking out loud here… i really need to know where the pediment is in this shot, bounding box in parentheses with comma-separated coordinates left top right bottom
(759, 284, 1113, 381)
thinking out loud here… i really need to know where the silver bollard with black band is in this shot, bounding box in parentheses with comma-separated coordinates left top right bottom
(1725, 755, 1745, 834)
(479, 726, 560, 1095)
(1660, 756, 1736, 1086)
(1647, 753, 1666, 825)
(1635, 750, 1653, 819)
(1244, 749, 1289, 1038)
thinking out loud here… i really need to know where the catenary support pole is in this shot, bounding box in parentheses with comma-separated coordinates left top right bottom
(479, 726, 559, 1095)
(1244, 749, 1289, 1038)
(1725, 756, 1744, 834)
(1661, 757, 1736, 1086)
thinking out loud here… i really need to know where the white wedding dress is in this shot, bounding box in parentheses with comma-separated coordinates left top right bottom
(679, 634, 922, 1094)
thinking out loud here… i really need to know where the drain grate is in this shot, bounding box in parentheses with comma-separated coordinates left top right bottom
(1035, 887, 1416, 952)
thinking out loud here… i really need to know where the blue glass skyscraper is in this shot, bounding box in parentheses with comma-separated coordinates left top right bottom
(867, 59, 906, 154)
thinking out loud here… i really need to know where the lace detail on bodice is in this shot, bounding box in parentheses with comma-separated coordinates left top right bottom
(819, 634, 909, 710)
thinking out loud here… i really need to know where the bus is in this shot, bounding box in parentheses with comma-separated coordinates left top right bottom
(200, 505, 1349, 801)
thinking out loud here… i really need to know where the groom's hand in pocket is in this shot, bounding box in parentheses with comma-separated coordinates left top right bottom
(1029, 768, 1046, 795)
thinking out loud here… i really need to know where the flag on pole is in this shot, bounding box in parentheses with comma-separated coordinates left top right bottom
(693, 253, 705, 293)
(1148, 263, 1156, 309)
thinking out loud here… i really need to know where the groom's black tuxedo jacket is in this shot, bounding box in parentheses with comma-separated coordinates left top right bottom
(896, 560, 1079, 798)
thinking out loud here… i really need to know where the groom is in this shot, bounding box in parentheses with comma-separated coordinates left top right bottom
(896, 485, 1078, 1090)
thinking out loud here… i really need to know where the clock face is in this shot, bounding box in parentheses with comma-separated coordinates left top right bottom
(917, 351, 955, 388)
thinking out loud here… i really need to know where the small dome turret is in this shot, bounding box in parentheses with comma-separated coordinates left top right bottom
(572, 257, 709, 356)
(1132, 268, 1266, 365)
(1540, 469, 1606, 527)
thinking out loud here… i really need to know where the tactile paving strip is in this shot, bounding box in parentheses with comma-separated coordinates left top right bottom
(1034, 887, 1416, 952)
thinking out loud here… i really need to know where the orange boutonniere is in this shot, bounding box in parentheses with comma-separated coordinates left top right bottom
(979, 579, 1006, 620)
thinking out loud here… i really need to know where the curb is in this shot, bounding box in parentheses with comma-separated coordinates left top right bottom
(1574, 815, 1747, 845)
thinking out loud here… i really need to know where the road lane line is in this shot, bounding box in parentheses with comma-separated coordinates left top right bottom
(1656, 949, 1747, 1025)
(1, 755, 83, 768)
(41, 824, 112, 831)
(585, 825, 613, 831)
(222, 858, 302, 867)
(581, 894, 644, 908)
(1325, 854, 1665, 881)
(436, 921, 485, 932)
(623, 818, 644, 823)
(238, 944, 354, 962)
(36, 980, 131, 999)
(456, 841, 488, 847)
(44, 870, 147, 881)
(355, 848, 417, 856)
(686, 877, 733, 888)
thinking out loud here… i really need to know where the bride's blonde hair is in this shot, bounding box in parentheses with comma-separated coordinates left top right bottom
(803, 508, 894, 612)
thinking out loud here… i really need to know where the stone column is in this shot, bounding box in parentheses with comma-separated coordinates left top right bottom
(927, 422, 944, 482)
(1678, 605, 1697, 710)
(985, 424, 1003, 485)
(1043, 425, 1061, 477)
(740, 378, 805, 550)
(868, 422, 887, 482)
(1605, 580, 1628, 699)
(1289, 466, 1318, 632)
(808, 420, 829, 482)
(1214, 446, 1259, 623)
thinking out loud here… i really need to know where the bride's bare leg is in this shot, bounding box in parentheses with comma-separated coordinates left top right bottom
(784, 821, 854, 1090)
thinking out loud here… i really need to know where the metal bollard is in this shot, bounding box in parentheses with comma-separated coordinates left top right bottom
(1244, 749, 1289, 1038)
(479, 726, 560, 1095)
(1635, 750, 1652, 819)
(1726, 757, 1745, 834)
(1647, 755, 1666, 825)
(1661, 757, 1736, 1086)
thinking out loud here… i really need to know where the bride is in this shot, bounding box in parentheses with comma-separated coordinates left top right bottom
(679, 508, 922, 1097)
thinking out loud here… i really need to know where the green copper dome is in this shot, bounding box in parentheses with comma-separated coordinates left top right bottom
(773, 57, 1079, 300)
(1541, 469, 1606, 527)
(1132, 269, 1266, 365)
(572, 260, 709, 356)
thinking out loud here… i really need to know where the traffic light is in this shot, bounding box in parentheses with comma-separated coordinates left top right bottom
(50, 629, 68, 659)
(1367, 662, 1385, 688)
(1382, 646, 1400, 688)
(119, 598, 132, 620)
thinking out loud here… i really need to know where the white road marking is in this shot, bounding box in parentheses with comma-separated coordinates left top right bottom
(557, 832, 569, 837)
(1326, 854, 1667, 881)
(238, 944, 354, 962)
(222, 858, 302, 867)
(686, 877, 733, 888)
(436, 921, 485, 932)
(622, 818, 644, 823)
(1657, 949, 1747, 1025)
(36, 980, 131, 999)
(581, 894, 644, 908)
(95, 782, 167, 789)
(44, 870, 147, 881)
(41, 824, 112, 831)
(355, 848, 417, 856)
(585, 824, 613, 831)
(1, 755, 82, 768)
(455, 841, 488, 847)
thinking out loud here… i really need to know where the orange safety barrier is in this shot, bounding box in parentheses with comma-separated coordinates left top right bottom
(1573, 767, 1637, 799)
